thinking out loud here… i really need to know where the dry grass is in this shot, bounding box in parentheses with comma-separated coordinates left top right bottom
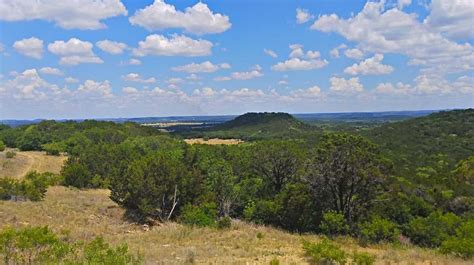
(184, 138, 244, 145)
(0, 148, 66, 178)
(0, 186, 469, 264)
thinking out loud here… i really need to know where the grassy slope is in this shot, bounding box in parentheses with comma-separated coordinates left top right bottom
(0, 185, 469, 264)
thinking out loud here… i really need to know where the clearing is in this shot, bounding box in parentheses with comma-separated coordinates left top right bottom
(0, 186, 468, 264)
(0, 149, 66, 178)
(184, 138, 244, 145)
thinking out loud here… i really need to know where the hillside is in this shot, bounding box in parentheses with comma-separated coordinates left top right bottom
(179, 112, 319, 140)
(364, 109, 474, 177)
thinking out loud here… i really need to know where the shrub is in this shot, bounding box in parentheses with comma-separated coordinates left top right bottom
(269, 257, 280, 265)
(42, 142, 63, 156)
(5, 151, 15, 159)
(440, 220, 474, 259)
(320, 211, 350, 237)
(352, 252, 376, 265)
(302, 239, 347, 265)
(180, 203, 217, 227)
(405, 211, 461, 247)
(250, 200, 280, 225)
(359, 217, 400, 244)
(0, 140, 5, 151)
(256, 232, 264, 239)
(217, 216, 232, 229)
(0, 226, 142, 264)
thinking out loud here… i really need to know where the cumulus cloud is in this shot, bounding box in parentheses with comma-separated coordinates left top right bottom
(65, 77, 79, 83)
(96, 40, 127, 54)
(330, 44, 347, 58)
(0, 69, 58, 100)
(376, 82, 411, 95)
(344, 54, 394, 75)
(48, 38, 103, 65)
(13, 37, 43, 59)
(122, 86, 139, 94)
(129, 0, 231, 34)
(296, 8, 313, 24)
(215, 65, 263, 81)
(172, 61, 230, 73)
(122, 73, 156, 83)
(424, 0, 474, 40)
(132, 34, 213, 57)
(39, 67, 63, 76)
(77, 80, 113, 98)
(344, 48, 364, 59)
(397, 0, 412, 9)
(311, 1, 474, 74)
(0, 0, 127, 30)
(264, 48, 278, 58)
(330, 77, 364, 94)
(290, 86, 322, 98)
(272, 44, 327, 71)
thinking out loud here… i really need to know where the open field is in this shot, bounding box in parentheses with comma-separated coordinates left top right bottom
(0, 149, 66, 178)
(0, 186, 469, 265)
(184, 138, 244, 145)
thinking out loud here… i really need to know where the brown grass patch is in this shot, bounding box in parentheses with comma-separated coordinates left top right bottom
(0, 186, 469, 264)
(0, 148, 66, 179)
(184, 138, 244, 145)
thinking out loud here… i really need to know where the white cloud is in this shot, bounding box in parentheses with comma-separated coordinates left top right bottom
(77, 80, 113, 98)
(132, 34, 213, 57)
(129, 0, 231, 34)
(291, 85, 322, 98)
(96, 40, 127, 54)
(296, 8, 313, 24)
(424, 0, 474, 40)
(0, 0, 127, 30)
(122, 86, 139, 94)
(48, 38, 103, 65)
(264, 48, 278, 58)
(186, 74, 201, 81)
(272, 58, 328, 71)
(65, 77, 79, 83)
(344, 48, 364, 59)
(344, 54, 394, 75)
(272, 44, 327, 71)
(397, 0, 412, 9)
(376, 82, 411, 95)
(193, 87, 216, 97)
(0, 69, 58, 100)
(122, 73, 156, 83)
(330, 77, 364, 94)
(330, 44, 347, 58)
(215, 65, 263, 81)
(311, 1, 474, 74)
(39, 67, 63, 76)
(172, 61, 230, 73)
(121, 58, 142, 65)
(13, 37, 43, 59)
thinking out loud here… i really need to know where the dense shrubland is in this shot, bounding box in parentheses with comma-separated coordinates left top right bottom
(0, 110, 473, 259)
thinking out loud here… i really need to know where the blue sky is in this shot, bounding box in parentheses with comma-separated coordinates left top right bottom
(0, 0, 473, 119)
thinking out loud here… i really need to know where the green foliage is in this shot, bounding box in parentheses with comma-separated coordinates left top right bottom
(440, 220, 474, 259)
(180, 203, 217, 227)
(320, 211, 350, 237)
(217, 216, 232, 229)
(269, 257, 280, 265)
(351, 252, 376, 265)
(302, 239, 347, 265)
(0, 140, 5, 151)
(5, 151, 15, 159)
(0, 226, 141, 264)
(0, 171, 61, 201)
(359, 217, 400, 244)
(42, 142, 64, 156)
(83, 236, 142, 264)
(405, 211, 461, 247)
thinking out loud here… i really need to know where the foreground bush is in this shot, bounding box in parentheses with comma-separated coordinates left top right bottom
(440, 220, 474, 259)
(359, 217, 399, 244)
(0, 140, 5, 151)
(320, 211, 350, 237)
(405, 211, 461, 247)
(302, 239, 347, 264)
(180, 203, 217, 227)
(0, 226, 142, 264)
(0, 171, 62, 201)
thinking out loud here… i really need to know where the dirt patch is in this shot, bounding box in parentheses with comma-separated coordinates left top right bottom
(184, 138, 244, 145)
(0, 149, 66, 178)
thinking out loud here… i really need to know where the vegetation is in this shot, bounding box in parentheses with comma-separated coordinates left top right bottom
(0, 171, 62, 201)
(0, 109, 473, 263)
(0, 226, 141, 264)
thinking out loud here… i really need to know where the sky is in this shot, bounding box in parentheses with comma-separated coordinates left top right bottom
(0, 0, 473, 119)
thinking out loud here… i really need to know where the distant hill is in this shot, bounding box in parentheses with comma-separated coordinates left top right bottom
(180, 112, 318, 140)
(364, 109, 474, 177)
